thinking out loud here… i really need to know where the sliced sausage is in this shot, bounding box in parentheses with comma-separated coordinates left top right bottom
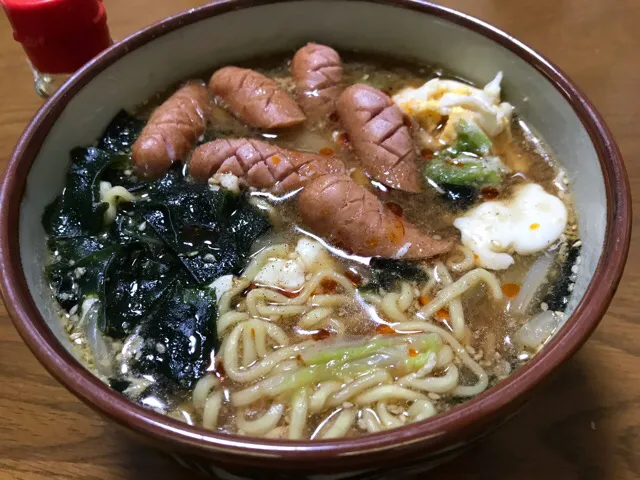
(298, 174, 452, 259)
(132, 81, 211, 180)
(209, 67, 306, 129)
(189, 138, 345, 194)
(337, 84, 422, 193)
(291, 43, 343, 118)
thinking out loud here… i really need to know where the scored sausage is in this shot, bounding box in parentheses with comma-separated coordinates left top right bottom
(209, 67, 306, 129)
(291, 43, 343, 119)
(189, 138, 345, 194)
(337, 84, 422, 193)
(298, 174, 452, 259)
(132, 81, 211, 180)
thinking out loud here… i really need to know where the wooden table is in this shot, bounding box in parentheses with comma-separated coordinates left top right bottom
(0, 1, 637, 478)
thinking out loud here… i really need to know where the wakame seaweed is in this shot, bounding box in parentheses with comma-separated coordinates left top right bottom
(43, 110, 271, 391)
(360, 258, 429, 292)
(132, 283, 218, 391)
(43, 147, 116, 238)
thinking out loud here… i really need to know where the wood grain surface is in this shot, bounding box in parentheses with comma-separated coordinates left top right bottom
(0, 1, 638, 478)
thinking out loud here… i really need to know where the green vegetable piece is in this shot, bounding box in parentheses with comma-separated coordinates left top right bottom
(424, 156, 506, 188)
(455, 118, 492, 156)
(402, 352, 437, 372)
(303, 337, 399, 365)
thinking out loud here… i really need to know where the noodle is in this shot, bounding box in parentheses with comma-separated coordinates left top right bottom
(446, 245, 476, 273)
(314, 408, 357, 439)
(327, 370, 392, 408)
(376, 403, 404, 428)
(237, 403, 285, 436)
(434, 262, 465, 340)
(395, 321, 489, 397)
(288, 387, 309, 440)
(418, 268, 503, 320)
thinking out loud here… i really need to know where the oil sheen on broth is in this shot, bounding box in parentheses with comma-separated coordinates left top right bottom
(44, 47, 580, 441)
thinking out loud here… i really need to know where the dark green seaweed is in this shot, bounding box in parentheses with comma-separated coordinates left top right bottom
(132, 283, 218, 390)
(43, 110, 272, 392)
(42, 147, 115, 238)
(360, 258, 429, 292)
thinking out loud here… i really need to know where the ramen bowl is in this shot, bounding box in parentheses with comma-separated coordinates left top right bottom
(0, 0, 630, 478)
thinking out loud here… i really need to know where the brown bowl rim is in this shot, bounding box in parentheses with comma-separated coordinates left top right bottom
(0, 0, 631, 469)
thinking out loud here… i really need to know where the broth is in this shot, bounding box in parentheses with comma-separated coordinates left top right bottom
(44, 50, 580, 441)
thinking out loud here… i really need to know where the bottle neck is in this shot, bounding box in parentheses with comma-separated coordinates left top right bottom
(29, 61, 70, 98)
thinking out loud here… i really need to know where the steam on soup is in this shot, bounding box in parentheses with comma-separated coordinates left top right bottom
(44, 43, 580, 441)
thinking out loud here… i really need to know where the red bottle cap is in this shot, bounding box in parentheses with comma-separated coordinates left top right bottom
(2, 0, 112, 74)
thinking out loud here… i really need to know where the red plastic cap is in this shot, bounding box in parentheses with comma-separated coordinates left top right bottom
(2, 0, 112, 74)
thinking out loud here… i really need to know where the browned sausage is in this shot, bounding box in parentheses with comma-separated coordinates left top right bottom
(132, 81, 211, 180)
(209, 67, 306, 129)
(337, 84, 422, 193)
(189, 138, 345, 194)
(298, 174, 452, 259)
(291, 43, 343, 118)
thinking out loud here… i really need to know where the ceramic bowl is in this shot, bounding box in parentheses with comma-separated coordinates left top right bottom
(0, 1, 630, 478)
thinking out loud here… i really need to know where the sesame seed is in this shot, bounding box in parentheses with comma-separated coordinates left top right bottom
(466, 345, 476, 355)
(342, 402, 354, 409)
(568, 283, 575, 292)
(573, 240, 582, 248)
(571, 265, 579, 274)
(156, 343, 166, 354)
(138, 222, 146, 231)
(428, 392, 441, 400)
(540, 302, 549, 311)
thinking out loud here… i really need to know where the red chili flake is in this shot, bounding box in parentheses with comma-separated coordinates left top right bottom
(312, 329, 332, 341)
(337, 132, 350, 147)
(480, 186, 500, 200)
(296, 354, 303, 363)
(271, 156, 281, 166)
(375, 324, 397, 335)
(418, 295, 431, 306)
(329, 112, 340, 123)
(502, 283, 521, 298)
(435, 309, 450, 321)
(345, 269, 363, 287)
(320, 278, 339, 294)
(319, 147, 335, 156)
(386, 202, 404, 218)
(420, 149, 434, 160)
(408, 348, 419, 358)
(402, 115, 413, 129)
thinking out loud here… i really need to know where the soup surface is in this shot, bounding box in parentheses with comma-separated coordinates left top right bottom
(44, 46, 580, 441)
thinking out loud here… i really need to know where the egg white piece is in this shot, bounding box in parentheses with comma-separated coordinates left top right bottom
(254, 258, 306, 291)
(209, 274, 235, 300)
(295, 238, 328, 270)
(453, 183, 568, 270)
(392, 72, 514, 142)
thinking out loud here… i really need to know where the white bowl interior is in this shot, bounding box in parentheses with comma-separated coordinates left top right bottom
(18, 0, 605, 354)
